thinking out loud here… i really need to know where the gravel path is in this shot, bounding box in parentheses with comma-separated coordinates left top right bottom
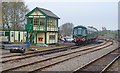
(41, 41, 118, 71)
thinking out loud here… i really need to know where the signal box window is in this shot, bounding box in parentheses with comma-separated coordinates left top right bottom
(40, 18, 45, 25)
(49, 35, 55, 40)
(34, 18, 39, 25)
(28, 18, 33, 24)
(0, 32, 4, 36)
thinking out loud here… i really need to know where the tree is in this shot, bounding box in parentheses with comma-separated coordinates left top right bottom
(2, 1, 29, 30)
(60, 23, 74, 36)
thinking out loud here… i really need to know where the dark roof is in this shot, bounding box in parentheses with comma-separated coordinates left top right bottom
(74, 25, 87, 29)
(37, 7, 60, 19)
(87, 26, 98, 31)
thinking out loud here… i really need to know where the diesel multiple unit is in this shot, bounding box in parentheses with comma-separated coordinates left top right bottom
(73, 26, 98, 45)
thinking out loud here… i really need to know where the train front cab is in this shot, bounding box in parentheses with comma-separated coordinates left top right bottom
(74, 38, 87, 46)
(73, 26, 87, 46)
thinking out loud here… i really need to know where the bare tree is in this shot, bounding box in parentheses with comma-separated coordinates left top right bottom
(2, 2, 29, 30)
(60, 23, 74, 36)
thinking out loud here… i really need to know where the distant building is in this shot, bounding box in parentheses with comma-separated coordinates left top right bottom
(102, 27, 107, 31)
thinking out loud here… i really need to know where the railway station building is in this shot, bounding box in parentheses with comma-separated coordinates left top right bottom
(25, 7, 60, 45)
(0, 30, 27, 43)
(1, 7, 60, 45)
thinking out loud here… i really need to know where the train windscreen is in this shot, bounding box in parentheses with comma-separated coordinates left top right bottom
(73, 28, 86, 35)
(73, 28, 78, 35)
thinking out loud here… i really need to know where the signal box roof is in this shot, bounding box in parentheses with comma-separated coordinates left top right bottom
(26, 7, 60, 19)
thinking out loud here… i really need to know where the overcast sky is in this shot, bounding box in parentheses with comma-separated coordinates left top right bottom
(25, 0, 119, 30)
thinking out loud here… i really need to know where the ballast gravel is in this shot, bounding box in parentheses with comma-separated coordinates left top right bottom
(41, 41, 118, 71)
(2, 43, 101, 71)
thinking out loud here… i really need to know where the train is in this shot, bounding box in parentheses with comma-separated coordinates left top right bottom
(73, 25, 98, 45)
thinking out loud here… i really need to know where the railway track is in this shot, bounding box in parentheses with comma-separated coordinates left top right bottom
(1, 39, 106, 58)
(1, 45, 77, 63)
(1, 40, 106, 64)
(73, 47, 119, 73)
(100, 55, 120, 73)
(1, 40, 113, 72)
(2, 45, 75, 58)
(105, 55, 120, 72)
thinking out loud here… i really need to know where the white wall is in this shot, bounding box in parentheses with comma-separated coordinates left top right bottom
(46, 32, 58, 44)
(15, 31, 19, 41)
(10, 31, 14, 42)
(20, 32, 24, 42)
(37, 32, 45, 44)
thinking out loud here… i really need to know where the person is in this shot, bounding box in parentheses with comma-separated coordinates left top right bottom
(59, 36, 62, 41)
(64, 37, 67, 42)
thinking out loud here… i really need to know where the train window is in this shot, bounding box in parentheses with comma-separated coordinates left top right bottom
(88, 31, 91, 34)
(82, 29, 86, 35)
(90, 31, 91, 34)
(78, 28, 82, 34)
(73, 29, 77, 35)
(88, 31, 90, 34)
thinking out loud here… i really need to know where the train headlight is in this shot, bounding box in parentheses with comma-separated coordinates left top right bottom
(82, 38, 85, 41)
(74, 38, 76, 42)
(14, 47, 18, 49)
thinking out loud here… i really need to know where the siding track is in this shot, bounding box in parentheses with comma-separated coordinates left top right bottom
(73, 46, 119, 73)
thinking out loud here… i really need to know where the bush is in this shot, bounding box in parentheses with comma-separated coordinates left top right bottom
(55, 43, 60, 46)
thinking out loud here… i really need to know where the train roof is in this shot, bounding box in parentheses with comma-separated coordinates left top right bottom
(74, 25, 87, 29)
(73, 25, 98, 32)
(87, 26, 98, 32)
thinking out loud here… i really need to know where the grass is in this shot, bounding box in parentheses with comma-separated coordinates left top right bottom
(28, 43, 66, 51)
(28, 46, 53, 51)
(104, 33, 116, 37)
(9, 42, 66, 52)
(11, 42, 24, 44)
(35, 47, 50, 51)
